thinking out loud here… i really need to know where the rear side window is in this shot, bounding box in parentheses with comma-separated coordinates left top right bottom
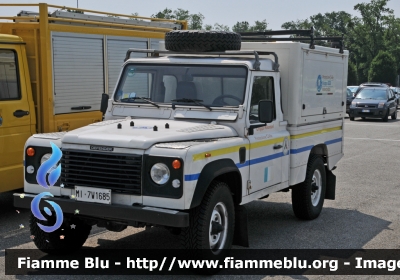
(0, 49, 20, 100)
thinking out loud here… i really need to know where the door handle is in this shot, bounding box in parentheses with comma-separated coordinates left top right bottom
(13, 110, 29, 118)
(273, 144, 283, 149)
(71, 106, 92, 110)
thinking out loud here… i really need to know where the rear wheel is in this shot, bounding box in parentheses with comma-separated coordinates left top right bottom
(292, 155, 326, 220)
(180, 181, 234, 257)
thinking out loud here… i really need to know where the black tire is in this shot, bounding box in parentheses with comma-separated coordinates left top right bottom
(292, 154, 326, 220)
(165, 30, 241, 52)
(391, 110, 397, 120)
(383, 110, 389, 122)
(361, 117, 366, 120)
(350, 116, 355, 121)
(30, 213, 92, 254)
(180, 181, 234, 257)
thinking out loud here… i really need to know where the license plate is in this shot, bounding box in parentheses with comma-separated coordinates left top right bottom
(362, 109, 370, 112)
(75, 186, 111, 204)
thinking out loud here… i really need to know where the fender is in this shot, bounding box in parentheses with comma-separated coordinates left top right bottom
(190, 159, 242, 209)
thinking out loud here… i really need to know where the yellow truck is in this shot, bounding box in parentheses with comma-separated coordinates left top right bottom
(0, 3, 186, 193)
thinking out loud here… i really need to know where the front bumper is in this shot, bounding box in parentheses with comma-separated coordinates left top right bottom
(349, 107, 387, 118)
(14, 193, 189, 228)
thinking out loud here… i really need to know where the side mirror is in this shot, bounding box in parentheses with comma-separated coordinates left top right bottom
(100, 93, 109, 115)
(258, 100, 274, 123)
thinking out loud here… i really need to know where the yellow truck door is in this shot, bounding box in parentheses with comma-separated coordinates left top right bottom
(0, 42, 34, 192)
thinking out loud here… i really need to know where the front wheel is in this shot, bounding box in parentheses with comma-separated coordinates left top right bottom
(392, 109, 397, 120)
(292, 154, 326, 220)
(383, 110, 389, 122)
(30, 213, 92, 254)
(180, 181, 234, 257)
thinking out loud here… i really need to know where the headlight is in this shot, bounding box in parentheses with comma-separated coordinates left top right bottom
(40, 153, 52, 164)
(150, 163, 170, 185)
(350, 102, 357, 108)
(378, 102, 385, 108)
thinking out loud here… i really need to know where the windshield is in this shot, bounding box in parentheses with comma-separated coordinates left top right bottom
(114, 64, 247, 107)
(356, 88, 387, 100)
(346, 89, 353, 98)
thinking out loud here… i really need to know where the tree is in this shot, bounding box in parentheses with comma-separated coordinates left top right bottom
(281, 11, 352, 47)
(349, 0, 394, 82)
(204, 23, 230, 31)
(232, 20, 269, 32)
(151, 8, 174, 19)
(348, 62, 358, 85)
(151, 8, 204, 29)
(188, 13, 204, 30)
(368, 51, 397, 84)
(232, 21, 250, 32)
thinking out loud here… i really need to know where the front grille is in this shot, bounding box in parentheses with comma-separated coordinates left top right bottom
(356, 103, 377, 108)
(61, 150, 142, 195)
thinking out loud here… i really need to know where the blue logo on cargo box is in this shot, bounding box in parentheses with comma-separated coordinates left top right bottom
(317, 75, 323, 92)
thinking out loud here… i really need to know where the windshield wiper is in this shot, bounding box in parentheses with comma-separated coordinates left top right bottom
(120, 97, 159, 108)
(171, 98, 212, 111)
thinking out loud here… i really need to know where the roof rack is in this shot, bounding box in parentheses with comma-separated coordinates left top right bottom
(124, 49, 279, 71)
(239, 27, 345, 54)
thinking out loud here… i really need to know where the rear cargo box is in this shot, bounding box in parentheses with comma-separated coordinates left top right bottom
(241, 42, 349, 126)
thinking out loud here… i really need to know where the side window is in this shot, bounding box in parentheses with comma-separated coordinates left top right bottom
(249, 76, 275, 123)
(0, 49, 20, 100)
(115, 69, 154, 101)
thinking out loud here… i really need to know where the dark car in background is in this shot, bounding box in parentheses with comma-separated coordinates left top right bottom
(355, 82, 389, 95)
(349, 87, 397, 121)
(347, 86, 359, 97)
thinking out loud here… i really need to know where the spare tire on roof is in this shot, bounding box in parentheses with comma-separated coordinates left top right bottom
(165, 30, 241, 52)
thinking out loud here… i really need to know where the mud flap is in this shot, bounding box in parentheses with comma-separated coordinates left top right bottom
(325, 169, 336, 200)
(232, 205, 249, 247)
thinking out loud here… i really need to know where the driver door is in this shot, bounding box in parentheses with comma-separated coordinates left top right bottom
(247, 72, 289, 194)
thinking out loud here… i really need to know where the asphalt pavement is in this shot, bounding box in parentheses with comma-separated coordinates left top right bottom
(1, 114, 400, 279)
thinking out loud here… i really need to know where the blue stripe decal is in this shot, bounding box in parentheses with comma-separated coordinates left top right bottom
(236, 162, 249, 169)
(290, 145, 314, 154)
(248, 152, 284, 165)
(325, 137, 342, 145)
(184, 173, 200, 181)
(184, 138, 342, 181)
(235, 152, 284, 169)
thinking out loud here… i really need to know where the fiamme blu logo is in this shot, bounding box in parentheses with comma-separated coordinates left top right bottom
(30, 142, 63, 233)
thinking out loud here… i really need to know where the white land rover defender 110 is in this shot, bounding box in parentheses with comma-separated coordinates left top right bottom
(15, 29, 348, 256)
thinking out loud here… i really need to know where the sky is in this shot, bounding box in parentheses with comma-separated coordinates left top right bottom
(1, 0, 400, 30)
